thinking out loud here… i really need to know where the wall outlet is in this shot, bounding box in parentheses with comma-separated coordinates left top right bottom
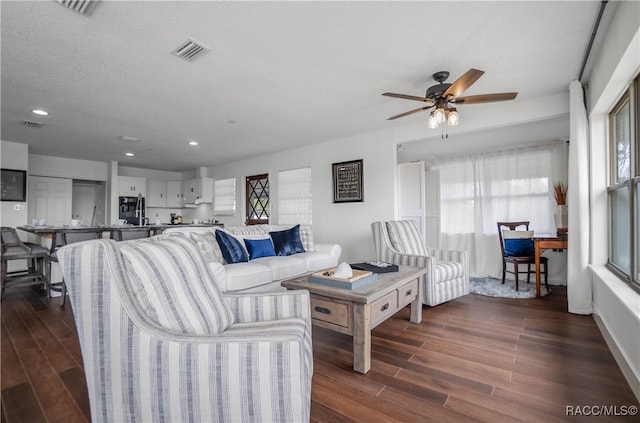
(13, 203, 24, 211)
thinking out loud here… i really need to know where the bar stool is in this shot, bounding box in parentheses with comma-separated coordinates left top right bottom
(46, 228, 102, 306)
(113, 227, 151, 241)
(1, 227, 48, 299)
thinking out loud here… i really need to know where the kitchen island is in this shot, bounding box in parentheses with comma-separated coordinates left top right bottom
(14, 223, 224, 304)
(17, 223, 222, 242)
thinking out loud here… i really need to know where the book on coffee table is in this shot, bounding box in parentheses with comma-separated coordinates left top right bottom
(308, 268, 378, 289)
(351, 261, 399, 273)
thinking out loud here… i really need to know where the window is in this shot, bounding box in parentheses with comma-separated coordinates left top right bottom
(433, 143, 566, 276)
(245, 173, 269, 225)
(608, 76, 639, 289)
(213, 178, 236, 215)
(437, 145, 563, 235)
(278, 167, 312, 225)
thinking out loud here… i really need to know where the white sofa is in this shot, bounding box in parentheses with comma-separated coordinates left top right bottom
(163, 224, 341, 293)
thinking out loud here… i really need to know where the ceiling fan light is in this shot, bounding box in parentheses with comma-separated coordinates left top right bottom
(448, 109, 459, 126)
(428, 113, 439, 129)
(433, 107, 445, 124)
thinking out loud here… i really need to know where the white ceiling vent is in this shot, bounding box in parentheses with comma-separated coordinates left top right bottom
(119, 135, 141, 143)
(21, 120, 43, 129)
(56, 0, 100, 16)
(172, 39, 210, 62)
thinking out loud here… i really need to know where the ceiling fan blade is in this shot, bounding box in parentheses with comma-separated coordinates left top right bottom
(454, 92, 518, 104)
(382, 92, 433, 103)
(442, 68, 484, 99)
(387, 105, 433, 120)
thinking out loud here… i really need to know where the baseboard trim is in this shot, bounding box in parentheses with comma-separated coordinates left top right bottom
(593, 313, 640, 402)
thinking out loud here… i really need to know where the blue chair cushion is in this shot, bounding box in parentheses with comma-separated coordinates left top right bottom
(269, 225, 305, 256)
(244, 238, 276, 260)
(504, 238, 534, 257)
(215, 231, 248, 264)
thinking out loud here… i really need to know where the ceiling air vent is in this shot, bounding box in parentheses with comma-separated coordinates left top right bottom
(172, 39, 210, 62)
(119, 135, 141, 143)
(21, 120, 43, 129)
(57, 0, 100, 16)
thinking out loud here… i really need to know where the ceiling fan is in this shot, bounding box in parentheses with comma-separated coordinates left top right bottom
(383, 68, 517, 127)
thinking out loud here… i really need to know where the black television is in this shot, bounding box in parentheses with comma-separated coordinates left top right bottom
(1, 169, 27, 201)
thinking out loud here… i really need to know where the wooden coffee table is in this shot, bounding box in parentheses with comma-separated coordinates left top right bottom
(281, 266, 426, 373)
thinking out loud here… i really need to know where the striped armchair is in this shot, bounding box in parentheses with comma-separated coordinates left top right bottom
(57, 234, 313, 423)
(371, 221, 469, 306)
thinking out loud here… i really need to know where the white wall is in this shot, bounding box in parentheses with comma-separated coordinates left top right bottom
(118, 165, 182, 181)
(1, 141, 29, 272)
(29, 153, 109, 181)
(586, 0, 640, 400)
(210, 130, 398, 262)
(1, 141, 29, 228)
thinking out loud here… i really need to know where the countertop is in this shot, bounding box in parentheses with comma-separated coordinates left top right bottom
(17, 223, 222, 234)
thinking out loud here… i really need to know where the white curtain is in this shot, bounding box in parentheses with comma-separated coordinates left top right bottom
(277, 167, 312, 225)
(431, 143, 567, 278)
(213, 178, 236, 215)
(568, 80, 592, 314)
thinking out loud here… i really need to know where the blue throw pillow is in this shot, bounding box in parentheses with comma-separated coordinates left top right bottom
(244, 238, 276, 260)
(504, 238, 534, 257)
(215, 230, 248, 264)
(269, 224, 305, 256)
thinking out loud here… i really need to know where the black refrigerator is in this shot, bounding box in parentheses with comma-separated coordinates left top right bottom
(119, 196, 145, 224)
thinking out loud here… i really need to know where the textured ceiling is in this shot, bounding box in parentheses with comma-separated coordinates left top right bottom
(1, 1, 603, 171)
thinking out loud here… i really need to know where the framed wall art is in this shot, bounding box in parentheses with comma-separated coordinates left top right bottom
(1, 169, 27, 202)
(332, 159, 363, 203)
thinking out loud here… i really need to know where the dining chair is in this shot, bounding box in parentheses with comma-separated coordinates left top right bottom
(1, 227, 49, 298)
(497, 221, 548, 292)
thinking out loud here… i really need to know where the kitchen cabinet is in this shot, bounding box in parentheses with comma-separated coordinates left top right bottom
(147, 180, 166, 207)
(166, 181, 182, 207)
(147, 180, 183, 208)
(119, 176, 146, 197)
(182, 177, 213, 204)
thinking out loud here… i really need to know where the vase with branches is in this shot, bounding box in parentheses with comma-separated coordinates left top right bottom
(553, 181, 567, 205)
(553, 181, 568, 232)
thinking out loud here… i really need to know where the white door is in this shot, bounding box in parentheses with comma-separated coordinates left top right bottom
(424, 170, 440, 249)
(398, 161, 426, 236)
(28, 176, 72, 226)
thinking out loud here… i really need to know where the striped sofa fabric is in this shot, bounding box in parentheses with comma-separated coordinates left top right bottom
(371, 220, 469, 306)
(57, 236, 313, 423)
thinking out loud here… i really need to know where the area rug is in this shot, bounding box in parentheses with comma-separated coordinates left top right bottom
(469, 276, 549, 298)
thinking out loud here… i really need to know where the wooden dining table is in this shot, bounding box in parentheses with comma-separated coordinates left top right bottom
(533, 233, 568, 297)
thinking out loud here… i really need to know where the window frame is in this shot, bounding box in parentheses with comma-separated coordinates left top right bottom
(245, 173, 269, 226)
(607, 75, 640, 291)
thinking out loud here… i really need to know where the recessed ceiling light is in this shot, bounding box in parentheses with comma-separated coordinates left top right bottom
(125, 152, 134, 157)
(32, 109, 48, 116)
(188, 140, 199, 146)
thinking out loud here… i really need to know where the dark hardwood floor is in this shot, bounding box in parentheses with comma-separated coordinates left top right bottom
(2, 285, 638, 422)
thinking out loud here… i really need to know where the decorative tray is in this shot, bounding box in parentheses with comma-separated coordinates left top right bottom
(308, 268, 378, 289)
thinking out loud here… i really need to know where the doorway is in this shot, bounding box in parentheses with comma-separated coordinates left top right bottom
(72, 180, 106, 226)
